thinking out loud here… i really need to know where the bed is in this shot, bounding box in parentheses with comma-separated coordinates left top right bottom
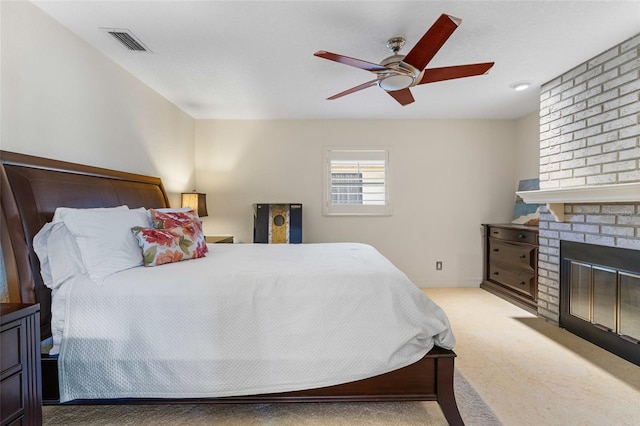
(0, 150, 464, 425)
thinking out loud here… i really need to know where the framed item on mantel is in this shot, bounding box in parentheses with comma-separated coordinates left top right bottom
(512, 178, 541, 226)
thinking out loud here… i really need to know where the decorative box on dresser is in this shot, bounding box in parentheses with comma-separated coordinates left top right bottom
(481, 224, 539, 314)
(1, 303, 42, 426)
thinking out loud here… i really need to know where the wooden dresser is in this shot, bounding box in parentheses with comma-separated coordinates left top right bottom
(481, 224, 539, 313)
(1, 303, 42, 426)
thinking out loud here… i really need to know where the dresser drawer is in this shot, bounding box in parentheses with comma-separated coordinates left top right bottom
(489, 239, 536, 272)
(488, 227, 537, 245)
(488, 263, 536, 298)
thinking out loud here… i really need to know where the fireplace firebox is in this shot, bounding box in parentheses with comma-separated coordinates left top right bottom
(560, 241, 640, 366)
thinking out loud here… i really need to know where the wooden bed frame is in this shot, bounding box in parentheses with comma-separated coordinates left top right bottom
(0, 150, 464, 425)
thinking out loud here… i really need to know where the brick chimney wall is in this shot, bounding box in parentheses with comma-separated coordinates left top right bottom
(537, 34, 640, 324)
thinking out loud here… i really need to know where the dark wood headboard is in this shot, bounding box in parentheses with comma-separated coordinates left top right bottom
(0, 151, 171, 339)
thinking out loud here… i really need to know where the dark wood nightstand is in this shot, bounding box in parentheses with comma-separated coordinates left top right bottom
(205, 236, 234, 244)
(1, 303, 42, 425)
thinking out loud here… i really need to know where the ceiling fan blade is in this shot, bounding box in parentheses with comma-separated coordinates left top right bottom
(326, 79, 380, 100)
(403, 14, 462, 71)
(417, 62, 495, 84)
(314, 50, 388, 72)
(387, 88, 415, 106)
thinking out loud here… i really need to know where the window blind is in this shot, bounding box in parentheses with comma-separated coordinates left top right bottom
(323, 148, 390, 216)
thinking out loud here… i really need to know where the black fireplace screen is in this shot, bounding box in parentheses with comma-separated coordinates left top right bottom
(560, 241, 640, 365)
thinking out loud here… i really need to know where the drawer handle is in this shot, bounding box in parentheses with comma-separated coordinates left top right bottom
(493, 231, 499, 234)
(519, 254, 526, 259)
(493, 248, 499, 252)
(493, 272, 499, 275)
(519, 281, 526, 285)
(518, 234, 526, 239)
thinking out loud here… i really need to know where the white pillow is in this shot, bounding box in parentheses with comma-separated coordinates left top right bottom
(33, 222, 56, 288)
(47, 223, 88, 288)
(33, 222, 86, 290)
(33, 206, 129, 289)
(52, 205, 128, 223)
(62, 207, 149, 284)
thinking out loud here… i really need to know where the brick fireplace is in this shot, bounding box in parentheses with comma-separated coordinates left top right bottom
(520, 33, 640, 327)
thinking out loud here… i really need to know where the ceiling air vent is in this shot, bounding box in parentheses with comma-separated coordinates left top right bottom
(101, 28, 151, 52)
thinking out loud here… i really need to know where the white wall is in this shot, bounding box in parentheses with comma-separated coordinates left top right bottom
(514, 111, 541, 187)
(1, 2, 543, 289)
(0, 2, 195, 207)
(195, 119, 518, 287)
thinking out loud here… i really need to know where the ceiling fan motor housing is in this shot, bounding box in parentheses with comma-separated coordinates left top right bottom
(377, 54, 421, 91)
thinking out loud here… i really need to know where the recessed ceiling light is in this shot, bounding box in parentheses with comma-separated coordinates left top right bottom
(510, 81, 531, 91)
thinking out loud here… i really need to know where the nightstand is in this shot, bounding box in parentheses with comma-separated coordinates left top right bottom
(205, 236, 234, 244)
(1, 303, 42, 425)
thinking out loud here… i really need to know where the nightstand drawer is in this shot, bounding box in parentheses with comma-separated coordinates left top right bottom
(1, 325, 21, 373)
(1, 304, 41, 425)
(488, 227, 537, 245)
(489, 239, 536, 272)
(1, 372, 24, 422)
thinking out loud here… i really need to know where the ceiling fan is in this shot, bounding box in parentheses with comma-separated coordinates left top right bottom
(314, 13, 495, 106)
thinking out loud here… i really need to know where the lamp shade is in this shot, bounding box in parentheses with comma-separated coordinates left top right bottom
(181, 192, 208, 217)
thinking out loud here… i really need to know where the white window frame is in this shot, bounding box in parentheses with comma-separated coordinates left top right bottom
(323, 147, 391, 216)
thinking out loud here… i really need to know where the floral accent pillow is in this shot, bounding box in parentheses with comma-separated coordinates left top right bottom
(149, 208, 208, 254)
(150, 208, 198, 229)
(132, 224, 208, 267)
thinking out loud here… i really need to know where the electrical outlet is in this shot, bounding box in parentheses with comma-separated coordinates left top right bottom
(436, 261, 443, 271)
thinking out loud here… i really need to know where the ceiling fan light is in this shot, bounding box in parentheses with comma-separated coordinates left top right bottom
(379, 74, 415, 91)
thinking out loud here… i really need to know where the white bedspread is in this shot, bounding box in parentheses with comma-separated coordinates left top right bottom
(57, 243, 455, 402)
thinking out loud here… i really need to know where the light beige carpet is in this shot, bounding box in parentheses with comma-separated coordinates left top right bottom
(42, 369, 501, 425)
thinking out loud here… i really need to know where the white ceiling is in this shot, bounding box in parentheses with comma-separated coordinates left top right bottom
(32, 1, 640, 120)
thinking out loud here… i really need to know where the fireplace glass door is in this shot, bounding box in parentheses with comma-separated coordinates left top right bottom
(620, 272, 640, 344)
(569, 262, 590, 321)
(592, 267, 617, 332)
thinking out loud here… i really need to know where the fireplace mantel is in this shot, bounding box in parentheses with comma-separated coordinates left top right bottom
(517, 182, 640, 222)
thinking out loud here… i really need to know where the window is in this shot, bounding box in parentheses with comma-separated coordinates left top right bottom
(323, 148, 391, 216)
